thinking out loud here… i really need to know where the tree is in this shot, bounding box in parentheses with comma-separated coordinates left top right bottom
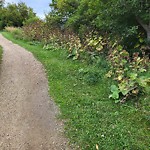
(0, 0, 5, 8)
(46, 0, 79, 29)
(95, 0, 150, 41)
(48, 0, 150, 42)
(0, 0, 5, 29)
(0, 2, 36, 29)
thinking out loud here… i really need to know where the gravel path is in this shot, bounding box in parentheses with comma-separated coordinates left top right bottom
(0, 34, 70, 150)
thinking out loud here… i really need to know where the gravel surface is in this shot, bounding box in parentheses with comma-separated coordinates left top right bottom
(0, 34, 70, 150)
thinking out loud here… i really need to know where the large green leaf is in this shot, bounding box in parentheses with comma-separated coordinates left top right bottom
(110, 85, 119, 93)
(109, 85, 120, 99)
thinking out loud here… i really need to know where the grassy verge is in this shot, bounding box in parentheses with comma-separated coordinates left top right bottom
(2, 32, 150, 150)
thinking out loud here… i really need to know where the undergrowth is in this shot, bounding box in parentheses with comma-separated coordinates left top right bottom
(2, 32, 150, 150)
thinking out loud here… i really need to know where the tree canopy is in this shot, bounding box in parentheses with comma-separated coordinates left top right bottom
(47, 0, 150, 41)
(0, 1, 36, 29)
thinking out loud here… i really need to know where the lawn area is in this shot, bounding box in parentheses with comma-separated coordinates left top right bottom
(2, 32, 150, 150)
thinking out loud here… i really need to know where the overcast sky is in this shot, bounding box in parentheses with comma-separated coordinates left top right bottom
(5, 0, 52, 18)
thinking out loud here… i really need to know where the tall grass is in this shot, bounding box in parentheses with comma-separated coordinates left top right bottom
(4, 26, 19, 33)
(4, 27, 26, 40)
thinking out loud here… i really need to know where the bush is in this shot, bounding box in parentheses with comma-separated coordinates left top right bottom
(17, 19, 150, 104)
(22, 20, 45, 41)
(5, 26, 27, 40)
(23, 17, 40, 26)
(4, 26, 18, 33)
(11, 29, 24, 40)
(107, 45, 150, 103)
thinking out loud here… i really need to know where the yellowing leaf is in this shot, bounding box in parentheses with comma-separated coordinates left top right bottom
(96, 45, 103, 51)
(106, 71, 113, 78)
(132, 89, 139, 94)
(96, 144, 99, 150)
(118, 75, 123, 81)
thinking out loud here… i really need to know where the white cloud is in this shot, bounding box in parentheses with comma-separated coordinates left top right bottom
(5, 0, 19, 4)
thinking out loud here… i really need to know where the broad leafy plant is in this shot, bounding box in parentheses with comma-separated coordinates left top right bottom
(108, 45, 150, 103)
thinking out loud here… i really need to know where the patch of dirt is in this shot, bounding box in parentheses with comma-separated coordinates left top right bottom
(0, 34, 70, 150)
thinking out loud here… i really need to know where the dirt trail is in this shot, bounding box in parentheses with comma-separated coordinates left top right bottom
(0, 34, 70, 150)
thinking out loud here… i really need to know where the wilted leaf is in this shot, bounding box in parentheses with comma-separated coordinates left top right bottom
(96, 45, 103, 51)
(119, 82, 130, 96)
(105, 71, 113, 78)
(96, 144, 99, 150)
(118, 75, 123, 81)
(132, 89, 139, 94)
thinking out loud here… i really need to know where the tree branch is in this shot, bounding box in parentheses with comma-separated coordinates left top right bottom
(136, 16, 149, 32)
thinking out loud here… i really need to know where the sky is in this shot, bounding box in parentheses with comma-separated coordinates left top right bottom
(5, 0, 52, 19)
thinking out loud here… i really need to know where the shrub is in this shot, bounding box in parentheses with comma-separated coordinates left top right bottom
(12, 29, 24, 40)
(16, 19, 150, 104)
(4, 26, 18, 33)
(22, 20, 45, 41)
(5, 27, 25, 40)
(107, 45, 150, 103)
(23, 17, 40, 26)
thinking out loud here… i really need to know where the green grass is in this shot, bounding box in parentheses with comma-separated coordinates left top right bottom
(2, 32, 150, 150)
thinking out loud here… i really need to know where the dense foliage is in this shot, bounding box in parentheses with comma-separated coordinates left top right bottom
(49, 0, 150, 41)
(108, 45, 149, 103)
(45, 0, 150, 102)
(0, 0, 36, 30)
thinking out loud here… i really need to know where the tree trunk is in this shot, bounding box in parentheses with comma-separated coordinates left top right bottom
(136, 17, 150, 42)
(147, 29, 150, 42)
